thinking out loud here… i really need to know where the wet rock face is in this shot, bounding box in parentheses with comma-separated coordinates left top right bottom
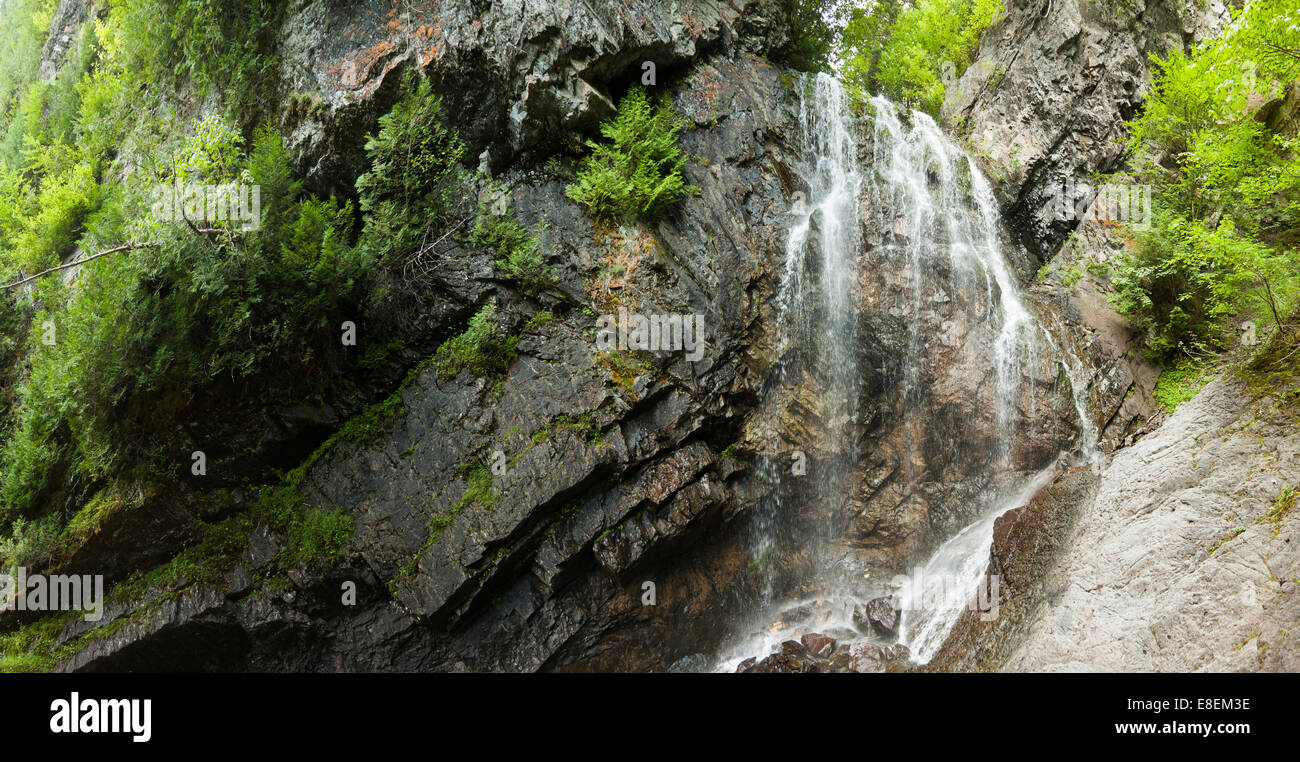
(54, 52, 809, 673)
(1027, 222, 1161, 454)
(28, 1, 1191, 675)
(822, 130, 1084, 572)
(278, 0, 793, 193)
(1004, 379, 1300, 672)
(944, 0, 1230, 264)
(924, 466, 1098, 672)
(858, 597, 898, 638)
(927, 374, 1300, 672)
(738, 635, 910, 673)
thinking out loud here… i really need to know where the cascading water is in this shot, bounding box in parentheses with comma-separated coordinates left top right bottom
(716, 76, 1095, 672)
(869, 97, 1060, 664)
(744, 72, 864, 606)
(867, 96, 1036, 447)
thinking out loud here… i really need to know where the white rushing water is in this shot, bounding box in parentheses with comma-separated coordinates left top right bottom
(717, 77, 1095, 671)
(866, 96, 1060, 664)
(867, 96, 1037, 442)
(893, 463, 1058, 662)
(746, 72, 864, 605)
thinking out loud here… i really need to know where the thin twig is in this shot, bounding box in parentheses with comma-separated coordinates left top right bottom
(2, 228, 231, 290)
(402, 213, 474, 286)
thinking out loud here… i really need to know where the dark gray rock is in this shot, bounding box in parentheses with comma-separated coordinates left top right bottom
(39, 0, 90, 84)
(277, 0, 795, 193)
(944, 0, 1230, 265)
(860, 597, 898, 638)
(801, 632, 836, 657)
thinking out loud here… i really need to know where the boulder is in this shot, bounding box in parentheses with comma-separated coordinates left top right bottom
(800, 632, 837, 657)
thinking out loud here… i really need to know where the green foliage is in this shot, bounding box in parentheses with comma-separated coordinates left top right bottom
(1261, 485, 1295, 524)
(0, 609, 75, 672)
(0, 0, 56, 129)
(839, 0, 1004, 115)
(333, 395, 405, 450)
(1152, 356, 1217, 414)
(0, 119, 365, 520)
(432, 301, 518, 382)
(471, 195, 556, 296)
(0, 0, 56, 168)
(565, 87, 698, 222)
(783, 0, 846, 72)
(1109, 212, 1260, 359)
(105, 0, 285, 116)
(356, 70, 466, 266)
(532, 411, 604, 448)
(249, 484, 353, 567)
(1115, 0, 1300, 362)
(454, 458, 496, 513)
(3, 144, 101, 276)
(524, 310, 555, 330)
(177, 112, 247, 182)
(0, 513, 62, 574)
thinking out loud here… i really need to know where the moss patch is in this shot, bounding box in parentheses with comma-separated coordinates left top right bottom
(1153, 357, 1218, 414)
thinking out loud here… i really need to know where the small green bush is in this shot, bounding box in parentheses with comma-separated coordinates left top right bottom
(432, 301, 517, 381)
(1152, 357, 1217, 414)
(250, 485, 353, 567)
(470, 196, 556, 296)
(6, 146, 100, 274)
(107, 0, 285, 115)
(356, 70, 466, 266)
(565, 87, 697, 222)
(1109, 212, 1258, 361)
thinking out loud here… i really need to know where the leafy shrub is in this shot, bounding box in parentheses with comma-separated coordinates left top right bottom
(783, 0, 841, 72)
(6, 146, 100, 275)
(0, 119, 366, 520)
(1115, 0, 1300, 362)
(0, 0, 56, 167)
(356, 70, 466, 266)
(1109, 212, 1256, 360)
(106, 0, 285, 115)
(1152, 357, 1217, 414)
(565, 87, 697, 222)
(432, 301, 517, 381)
(177, 112, 247, 182)
(470, 195, 556, 296)
(249, 485, 353, 567)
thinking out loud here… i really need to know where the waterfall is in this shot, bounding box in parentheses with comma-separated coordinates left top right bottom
(867, 96, 1035, 447)
(868, 97, 1052, 664)
(716, 76, 1093, 671)
(745, 73, 864, 604)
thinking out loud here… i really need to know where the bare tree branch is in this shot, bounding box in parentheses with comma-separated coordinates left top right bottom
(2, 228, 231, 290)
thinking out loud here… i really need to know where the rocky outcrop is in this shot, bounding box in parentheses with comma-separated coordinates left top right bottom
(924, 465, 1098, 672)
(1029, 221, 1161, 454)
(738, 635, 911, 673)
(13, 0, 1270, 676)
(944, 0, 1232, 265)
(1006, 377, 1300, 671)
(278, 0, 794, 193)
(929, 376, 1300, 671)
(38, 0, 90, 84)
(46, 48, 810, 672)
